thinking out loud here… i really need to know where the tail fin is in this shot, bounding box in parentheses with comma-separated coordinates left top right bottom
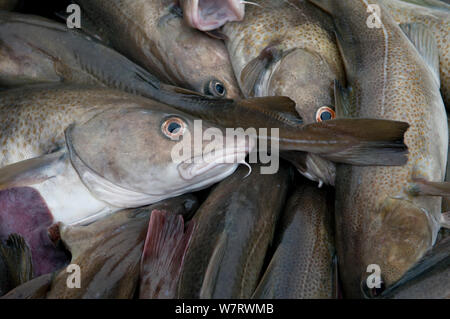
(292, 119, 410, 166)
(139, 210, 195, 299)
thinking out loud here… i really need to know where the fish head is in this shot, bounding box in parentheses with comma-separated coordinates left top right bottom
(157, 11, 242, 99)
(181, 0, 245, 31)
(65, 102, 255, 208)
(359, 197, 434, 297)
(266, 48, 337, 124)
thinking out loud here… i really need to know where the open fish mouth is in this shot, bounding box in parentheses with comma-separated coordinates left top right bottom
(183, 0, 245, 31)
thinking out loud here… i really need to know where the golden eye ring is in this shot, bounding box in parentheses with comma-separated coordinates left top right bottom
(162, 117, 186, 140)
(316, 106, 336, 122)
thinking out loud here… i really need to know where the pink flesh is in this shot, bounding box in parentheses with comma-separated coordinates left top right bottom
(0, 187, 69, 277)
(197, 0, 244, 30)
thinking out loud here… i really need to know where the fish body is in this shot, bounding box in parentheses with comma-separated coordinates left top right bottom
(308, 0, 448, 297)
(177, 163, 292, 299)
(74, 0, 241, 98)
(380, 237, 450, 299)
(0, 85, 252, 276)
(379, 0, 450, 107)
(253, 183, 336, 299)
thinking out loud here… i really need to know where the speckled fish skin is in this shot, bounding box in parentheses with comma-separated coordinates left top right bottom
(253, 183, 336, 299)
(223, 0, 344, 122)
(74, 0, 241, 99)
(379, 0, 450, 107)
(222, 0, 343, 185)
(0, 85, 140, 167)
(379, 236, 450, 299)
(308, 0, 448, 298)
(177, 163, 292, 299)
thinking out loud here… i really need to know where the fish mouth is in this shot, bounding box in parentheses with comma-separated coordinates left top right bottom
(178, 148, 250, 180)
(183, 0, 245, 31)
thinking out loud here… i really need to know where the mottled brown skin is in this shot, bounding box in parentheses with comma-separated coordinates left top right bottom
(310, 0, 447, 298)
(253, 183, 335, 299)
(379, 0, 450, 107)
(223, 0, 344, 122)
(0, 85, 152, 167)
(74, 0, 241, 99)
(380, 237, 450, 299)
(177, 164, 292, 299)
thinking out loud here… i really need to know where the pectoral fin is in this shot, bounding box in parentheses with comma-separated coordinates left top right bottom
(139, 210, 195, 299)
(241, 43, 285, 97)
(411, 178, 450, 197)
(334, 80, 353, 118)
(0, 151, 67, 191)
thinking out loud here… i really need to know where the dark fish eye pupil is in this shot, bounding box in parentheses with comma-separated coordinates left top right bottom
(167, 122, 181, 134)
(215, 83, 225, 95)
(320, 111, 332, 121)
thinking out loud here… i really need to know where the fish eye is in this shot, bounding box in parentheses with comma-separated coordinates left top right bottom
(205, 80, 227, 98)
(162, 117, 186, 140)
(316, 106, 336, 122)
(361, 278, 386, 299)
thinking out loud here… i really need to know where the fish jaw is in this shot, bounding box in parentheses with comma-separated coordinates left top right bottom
(358, 197, 436, 297)
(182, 0, 245, 31)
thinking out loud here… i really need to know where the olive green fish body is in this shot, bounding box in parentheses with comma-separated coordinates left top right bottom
(74, 0, 241, 98)
(253, 183, 336, 299)
(309, 0, 447, 297)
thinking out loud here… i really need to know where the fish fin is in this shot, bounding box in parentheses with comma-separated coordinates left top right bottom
(411, 178, 450, 197)
(307, 0, 334, 14)
(139, 210, 195, 299)
(312, 119, 409, 166)
(400, 23, 440, 87)
(0, 234, 34, 287)
(199, 232, 227, 299)
(441, 212, 450, 229)
(398, 0, 450, 11)
(0, 151, 67, 191)
(239, 96, 303, 125)
(334, 80, 353, 118)
(240, 43, 284, 97)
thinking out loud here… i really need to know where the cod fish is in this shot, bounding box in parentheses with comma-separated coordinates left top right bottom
(379, 237, 450, 299)
(253, 182, 336, 299)
(47, 196, 198, 299)
(219, 0, 345, 185)
(0, 84, 252, 276)
(181, 0, 245, 31)
(177, 163, 292, 299)
(308, 0, 449, 297)
(0, 234, 33, 296)
(0, 11, 234, 111)
(74, 0, 241, 98)
(379, 0, 450, 107)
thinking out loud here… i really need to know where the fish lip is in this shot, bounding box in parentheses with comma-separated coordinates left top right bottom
(178, 147, 250, 180)
(185, 0, 245, 31)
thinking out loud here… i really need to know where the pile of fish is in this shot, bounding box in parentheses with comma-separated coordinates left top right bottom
(0, 0, 449, 299)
